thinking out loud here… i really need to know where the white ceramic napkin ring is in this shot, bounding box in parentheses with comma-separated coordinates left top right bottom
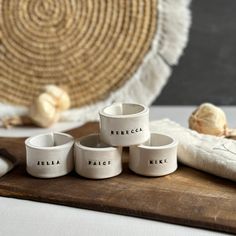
(129, 133, 178, 177)
(99, 103, 150, 146)
(25, 132, 74, 178)
(74, 133, 122, 179)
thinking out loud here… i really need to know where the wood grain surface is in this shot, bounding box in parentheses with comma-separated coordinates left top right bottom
(0, 123, 236, 234)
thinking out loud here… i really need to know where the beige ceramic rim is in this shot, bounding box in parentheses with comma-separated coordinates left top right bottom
(25, 132, 74, 150)
(138, 133, 178, 150)
(99, 103, 149, 119)
(75, 133, 118, 152)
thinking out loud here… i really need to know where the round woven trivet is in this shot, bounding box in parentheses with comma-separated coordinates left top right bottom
(0, 0, 191, 122)
(0, 0, 157, 106)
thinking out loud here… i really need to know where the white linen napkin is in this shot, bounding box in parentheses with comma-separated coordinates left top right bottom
(0, 149, 18, 177)
(150, 119, 236, 182)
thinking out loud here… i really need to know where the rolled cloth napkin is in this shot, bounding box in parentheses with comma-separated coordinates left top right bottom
(150, 119, 236, 182)
(0, 149, 18, 177)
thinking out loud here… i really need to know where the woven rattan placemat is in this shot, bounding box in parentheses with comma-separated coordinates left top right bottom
(0, 0, 157, 107)
(0, 0, 191, 123)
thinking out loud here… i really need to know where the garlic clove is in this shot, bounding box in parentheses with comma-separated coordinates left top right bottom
(44, 85, 70, 111)
(29, 93, 60, 128)
(1, 85, 71, 129)
(226, 129, 236, 140)
(189, 103, 228, 136)
(1, 115, 33, 129)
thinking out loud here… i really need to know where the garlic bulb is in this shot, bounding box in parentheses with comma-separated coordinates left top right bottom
(189, 103, 228, 136)
(1, 115, 33, 129)
(1, 85, 71, 129)
(29, 93, 60, 128)
(44, 85, 70, 111)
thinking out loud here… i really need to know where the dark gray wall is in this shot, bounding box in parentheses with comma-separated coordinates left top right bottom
(155, 0, 236, 105)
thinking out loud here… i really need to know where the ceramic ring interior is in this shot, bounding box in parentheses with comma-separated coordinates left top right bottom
(74, 133, 122, 179)
(129, 133, 178, 177)
(25, 132, 74, 178)
(99, 103, 150, 146)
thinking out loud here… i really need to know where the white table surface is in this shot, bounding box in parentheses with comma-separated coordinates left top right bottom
(0, 106, 233, 236)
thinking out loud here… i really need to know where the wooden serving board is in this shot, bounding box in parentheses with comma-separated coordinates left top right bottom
(0, 123, 236, 234)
